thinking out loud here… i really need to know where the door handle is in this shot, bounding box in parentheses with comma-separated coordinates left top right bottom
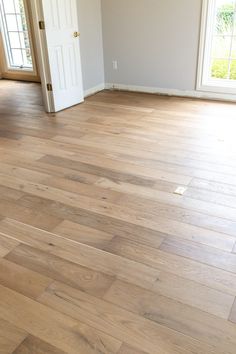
(73, 31, 80, 38)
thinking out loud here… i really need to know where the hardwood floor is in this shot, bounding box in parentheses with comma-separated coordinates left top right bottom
(0, 79, 236, 353)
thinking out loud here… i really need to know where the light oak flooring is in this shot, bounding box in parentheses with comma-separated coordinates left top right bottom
(0, 79, 236, 353)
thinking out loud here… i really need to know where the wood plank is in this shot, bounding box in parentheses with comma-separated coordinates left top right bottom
(0, 284, 122, 354)
(160, 237, 236, 273)
(1, 218, 158, 289)
(42, 175, 121, 204)
(0, 318, 26, 354)
(0, 257, 52, 299)
(104, 239, 234, 318)
(54, 125, 236, 171)
(104, 280, 236, 354)
(2, 81, 236, 353)
(190, 178, 236, 197)
(13, 336, 67, 354)
(103, 236, 236, 297)
(5, 243, 114, 298)
(0, 233, 19, 257)
(0, 161, 50, 183)
(39, 154, 192, 186)
(229, 299, 236, 324)
(38, 281, 223, 354)
(19, 195, 167, 249)
(0, 174, 231, 251)
(118, 344, 149, 354)
(0, 198, 62, 232)
(96, 177, 236, 236)
(0, 185, 24, 201)
(53, 220, 114, 248)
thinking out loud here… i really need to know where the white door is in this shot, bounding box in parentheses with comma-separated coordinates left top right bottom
(31, 0, 84, 112)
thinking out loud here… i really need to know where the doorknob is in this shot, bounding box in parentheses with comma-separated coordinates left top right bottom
(73, 31, 80, 38)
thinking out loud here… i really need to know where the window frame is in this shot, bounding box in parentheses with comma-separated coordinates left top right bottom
(197, 0, 236, 95)
(0, 0, 38, 77)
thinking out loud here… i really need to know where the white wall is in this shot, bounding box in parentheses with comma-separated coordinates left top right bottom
(77, 0, 104, 94)
(101, 0, 202, 92)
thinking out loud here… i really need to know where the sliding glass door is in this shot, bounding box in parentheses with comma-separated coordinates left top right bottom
(198, 0, 236, 95)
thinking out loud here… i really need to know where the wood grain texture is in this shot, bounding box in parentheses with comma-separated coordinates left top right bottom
(0, 284, 121, 354)
(0, 319, 26, 354)
(104, 236, 236, 297)
(13, 336, 67, 354)
(0, 233, 19, 257)
(104, 280, 236, 354)
(0, 256, 51, 299)
(1, 80, 236, 353)
(38, 281, 223, 354)
(6, 243, 114, 298)
(117, 344, 149, 354)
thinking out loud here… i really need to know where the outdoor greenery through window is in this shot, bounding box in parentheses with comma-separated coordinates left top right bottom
(211, 0, 236, 80)
(0, 0, 33, 70)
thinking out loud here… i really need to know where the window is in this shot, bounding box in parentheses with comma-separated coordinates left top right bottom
(0, 0, 33, 70)
(197, 0, 236, 95)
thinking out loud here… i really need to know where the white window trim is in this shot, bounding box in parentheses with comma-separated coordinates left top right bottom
(197, 0, 236, 96)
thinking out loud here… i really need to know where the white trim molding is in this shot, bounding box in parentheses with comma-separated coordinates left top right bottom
(105, 83, 236, 102)
(84, 83, 105, 98)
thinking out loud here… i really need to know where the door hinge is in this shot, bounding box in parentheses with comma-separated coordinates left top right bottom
(47, 83, 53, 92)
(39, 20, 45, 30)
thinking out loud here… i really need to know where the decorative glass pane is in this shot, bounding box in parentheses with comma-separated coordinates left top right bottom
(9, 32, 21, 48)
(13, 0, 21, 14)
(211, 35, 231, 57)
(2, 0, 15, 13)
(214, 0, 235, 34)
(11, 49, 23, 66)
(211, 58, 229, 78)
(5, 14, 18, 30)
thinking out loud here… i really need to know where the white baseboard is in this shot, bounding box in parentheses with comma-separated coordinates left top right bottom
(105, 83, 236, 102)
(84, 83, 105, 98)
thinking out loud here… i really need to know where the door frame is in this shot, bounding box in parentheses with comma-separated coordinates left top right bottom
(0, 0, 40, 82)
(29, 0, 54, 112)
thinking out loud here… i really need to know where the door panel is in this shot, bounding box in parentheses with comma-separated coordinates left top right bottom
(41, 0, 84, 112)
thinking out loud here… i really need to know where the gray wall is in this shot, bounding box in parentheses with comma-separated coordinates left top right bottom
(77, 0, 104, 92)
(101, 0, 202, 91)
